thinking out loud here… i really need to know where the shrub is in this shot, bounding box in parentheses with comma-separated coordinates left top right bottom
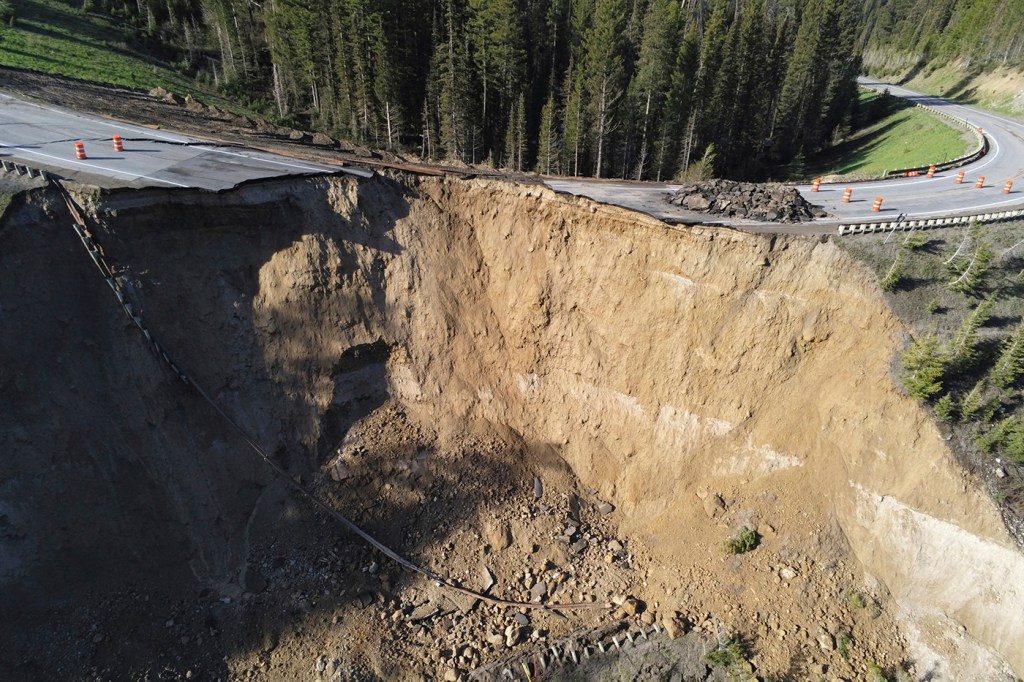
(837, 632, 853, 660)
(899, 335, 947, 401)
(977, 417, 1024, 465)
(880, 253, 904, 291)
(902, 231, 928, 250)
(704, 638, 746, 668)
(723, 526, 759, 554)
(934, 394, 955, 422)
(959, 380, 986, 422)
(846, 590, 868, 609)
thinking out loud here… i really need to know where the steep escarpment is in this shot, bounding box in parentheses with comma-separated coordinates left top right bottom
(1, 175, 1021, 680)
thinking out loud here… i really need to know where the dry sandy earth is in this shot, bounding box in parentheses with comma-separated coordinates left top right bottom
(1, 70, 1022, 682)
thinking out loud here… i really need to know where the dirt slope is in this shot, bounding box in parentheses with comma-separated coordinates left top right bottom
(1, 175, 1021, 681)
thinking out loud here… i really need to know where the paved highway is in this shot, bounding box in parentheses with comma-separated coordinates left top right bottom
(0, 92, 370, 190)
(547, 79, 1024, 229)
(2, 81, 1020, 226)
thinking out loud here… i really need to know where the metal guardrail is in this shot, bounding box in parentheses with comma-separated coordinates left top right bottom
(838, 208, 1024, 235)
(0, 159, 50, 180)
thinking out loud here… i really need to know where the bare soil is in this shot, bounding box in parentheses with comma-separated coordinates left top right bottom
(1, 69, 1022, 682)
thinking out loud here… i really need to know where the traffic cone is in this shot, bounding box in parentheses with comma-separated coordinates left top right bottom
(955, 171, 965, 184)
(74, 141, 87, 160)
(927, 165, 936, 178)
(811, 177, 821, 192)
(1005, 180, 1014, 194)
(872, 197, 883, 212)
(112, 135, 124, 152)
(976, 176, 985, 188)
(842, 188, 852, 203)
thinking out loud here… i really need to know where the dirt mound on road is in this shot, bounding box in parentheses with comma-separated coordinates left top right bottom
(668, 179, 827, 222)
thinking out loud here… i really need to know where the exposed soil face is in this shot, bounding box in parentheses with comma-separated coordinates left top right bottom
(1, 175, 1022, 681)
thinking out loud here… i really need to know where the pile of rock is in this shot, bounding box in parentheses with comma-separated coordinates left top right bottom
(667, 179, 827, 223)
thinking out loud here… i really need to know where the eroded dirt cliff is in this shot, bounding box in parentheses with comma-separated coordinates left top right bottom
(1, 175, 1021, 681)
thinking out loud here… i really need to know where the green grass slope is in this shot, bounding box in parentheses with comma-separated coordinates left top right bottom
(800, 90, 971, 181)
(0, 0, 218, 100)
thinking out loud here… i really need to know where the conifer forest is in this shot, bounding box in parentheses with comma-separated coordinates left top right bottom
(71, 0, 888, 179)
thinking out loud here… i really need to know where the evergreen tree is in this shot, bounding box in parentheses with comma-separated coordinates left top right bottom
(561, 58, 588, 176)
(436, 0, 478, 162)
(581, 0, 627, 178)
(536, 92, 560, 174)
(990, 320, 1024, 389)
(948, 294, 996, 370)
(468, 0, 526, 163)
(628, 0, 679, 179)
(503, 92, 527, 169)
(900, 334, 947, 401)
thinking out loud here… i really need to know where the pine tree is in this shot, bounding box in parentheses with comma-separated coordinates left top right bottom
(503, 92, 527, 170)
(900, 334, 947, 401)
(536, 92, 560, 174)
(990, 320, 1024, 389)
(468, 0, 526, 163)
(561, 58, 588, 176)
(581, 0, 627, 178)
(628, 0, 679, 179)
(436, 0, 477, 162)
(653, 20, 698, 181)
(948, 294, 996, 369)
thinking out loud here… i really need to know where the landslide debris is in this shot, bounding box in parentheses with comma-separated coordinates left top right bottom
(1, 174, 1020, 681)
(667, 179, 827, 222)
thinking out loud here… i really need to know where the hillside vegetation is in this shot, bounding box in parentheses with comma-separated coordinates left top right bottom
(801, 89, 970, 180)
(0, 0, 228, 103)
(842, 222, 1024, 539)
(1, 0, 864, 181)
(862, 0, 1024, 74)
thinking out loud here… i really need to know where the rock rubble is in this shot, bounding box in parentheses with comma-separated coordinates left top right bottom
(667, 179, 827, 223)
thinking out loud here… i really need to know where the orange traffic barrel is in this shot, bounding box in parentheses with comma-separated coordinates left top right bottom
(1005, 180, 1014, 194)
(927, 165, 936, 178)
(74, 141, 87, 160)
(976, 176, 985, 188)
(872, 197, 883, 212)
(955, 171, 965, 184)
(842, 188, 852, 203)
(112, 135, 124, 152)
(810, 177, 821, 192)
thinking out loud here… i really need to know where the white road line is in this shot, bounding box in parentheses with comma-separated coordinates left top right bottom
(0, 91, 190, 143)
(193, 145, 335, 173)
(844, 195, 1024, 221)
(803, 131, 1004, 194)
(0, 138, 190, 187)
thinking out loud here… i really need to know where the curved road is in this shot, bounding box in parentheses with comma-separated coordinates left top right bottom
(547, 79, 1024, 233)
(0, 92, 370, 190)
(1, 81, 1021, 228)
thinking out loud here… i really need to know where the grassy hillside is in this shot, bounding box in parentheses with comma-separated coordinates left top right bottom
(799, 90, 972, 181)
(0, 0, 228, 104)
(841, 221, 1024, 538)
